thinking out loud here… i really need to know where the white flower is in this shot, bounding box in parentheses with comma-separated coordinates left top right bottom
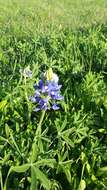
(44, 68, 59, 83)
(52, 73, 59, 83)
(20, 66, 32, 78)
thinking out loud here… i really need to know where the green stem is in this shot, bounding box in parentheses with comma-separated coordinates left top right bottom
(35, 110, 46, 137)
(24, 76, 29, 102)
(81, 163, 86, 180)
(24, 75, 31, 124)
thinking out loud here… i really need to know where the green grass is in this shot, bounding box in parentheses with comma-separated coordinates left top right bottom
(0, 0, 107, 35)
(0, 1, 107, 190)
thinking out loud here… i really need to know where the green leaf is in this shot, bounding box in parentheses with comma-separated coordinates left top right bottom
(0, 100, 7, 110)
(31, 142, 38, 163)
(61, 127, 75, 136)
(10, 132, 22, 157)
(33, 166, 51, 190)
(34, 159, 56, 168)
(98, 166, 107, 176)
(5, 124, 10, 138)
(81, 152, 86, 163)
(41, 137, 50, 143)
(91, 175, 97, 181)
(30, 166, 37, 190)
(98, 128, 106, 133)
(38, 138, 44, 153)
(64, 167, 71, 183)
(60, 118, 67, 132)
(62, 136, 74, 147)
(0, 169, 3, 190)
(86, 162, 91, 174)
(104, 95, 107, 109)
(99, 166, 107, 172)
(2, 153, 10, 164)
(78, 179, 86, 190)
(3, 168, 12, 190)
(11, 164, 30, 173)
(0, 136, 7, 142)
(4, 164, 30, 190)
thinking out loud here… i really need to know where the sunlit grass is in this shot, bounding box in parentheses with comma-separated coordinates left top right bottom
(0, 0, 107, 35)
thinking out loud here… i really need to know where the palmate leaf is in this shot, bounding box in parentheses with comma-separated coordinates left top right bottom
(58, 126, 75, 148)
(1, 124, 23, 158)
(4, 159, 55, 190)
(55, 118, 67, 133)
(3, 164, 30, 190)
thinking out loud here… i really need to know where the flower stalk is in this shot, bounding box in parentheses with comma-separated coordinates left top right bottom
(35, 110, 46, 137)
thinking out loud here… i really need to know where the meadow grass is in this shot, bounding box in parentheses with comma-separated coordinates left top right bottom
(1, 0, 107, 35)
(0, 1, 107, 190)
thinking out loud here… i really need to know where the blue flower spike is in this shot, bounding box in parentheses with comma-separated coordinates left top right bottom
(30, 68, 63, 111)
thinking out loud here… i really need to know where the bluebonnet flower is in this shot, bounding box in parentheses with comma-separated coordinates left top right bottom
(30, 68, 63, 111)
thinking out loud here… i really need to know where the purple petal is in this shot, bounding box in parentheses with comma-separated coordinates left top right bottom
(50, 91, 56, 96)
(39, 99, 48, 107)
(34, 90, 40, 97)
(35, 97, 41, 103)
(51, 94, 64, 100)
(29, 96, 36, 102)
(43, 106, 48, 110)
(39, 80, 44, 89)
(52, 104, 59, 110)
(56, 95, 64, 100)
(41, 85, 48, 93)
(34, 107, 41, 112)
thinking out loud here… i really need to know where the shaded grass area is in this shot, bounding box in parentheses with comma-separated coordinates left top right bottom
(0, 24, 107, 189)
